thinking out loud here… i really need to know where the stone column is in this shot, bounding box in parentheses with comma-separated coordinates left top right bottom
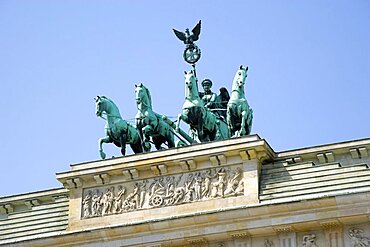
(320, 220, 343, 247)
(275, 226, 297, 247)
(231, 231, 251, 247)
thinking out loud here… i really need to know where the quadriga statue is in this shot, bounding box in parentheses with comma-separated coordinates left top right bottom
(227, 65, 253, 137)
(95, 96, 143, 159)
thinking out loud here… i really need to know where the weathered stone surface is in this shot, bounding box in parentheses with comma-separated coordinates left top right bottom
(1, 136, 370, 246)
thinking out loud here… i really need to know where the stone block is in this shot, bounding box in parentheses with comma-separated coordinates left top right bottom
(359, 147, 368, 157)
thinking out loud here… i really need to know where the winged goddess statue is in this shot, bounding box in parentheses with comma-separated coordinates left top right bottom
(173, 20, 202, 64)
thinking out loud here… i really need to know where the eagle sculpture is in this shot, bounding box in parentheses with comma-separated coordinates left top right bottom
(173, 20, 201, 45)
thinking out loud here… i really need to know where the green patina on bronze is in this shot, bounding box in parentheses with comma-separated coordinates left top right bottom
(135, 83, 175, 152)
(95, 96, 143, 159)
(227, 66, 253, 137)
(173, 20, 202, 64)
(176, 70, 230, 142)
(94, 21, 254, 159)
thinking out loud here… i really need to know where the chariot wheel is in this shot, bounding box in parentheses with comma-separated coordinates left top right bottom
(151, 195, 163, 207)
(183, 45, 201, 64)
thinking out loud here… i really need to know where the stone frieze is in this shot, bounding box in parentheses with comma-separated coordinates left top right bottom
(81, 167, 244, 218)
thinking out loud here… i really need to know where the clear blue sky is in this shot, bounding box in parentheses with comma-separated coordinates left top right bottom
(0, 1, 369, 196)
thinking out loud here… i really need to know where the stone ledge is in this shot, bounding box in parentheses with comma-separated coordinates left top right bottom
(56, 136, 273, 190)
(2, 191, 369, 246)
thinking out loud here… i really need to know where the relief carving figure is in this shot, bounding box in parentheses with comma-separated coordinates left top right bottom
(101, 187, 114, 216)
(224, 167, 244, 196)
(123, 184, 140, 211)
(264, 239, 274, 247)
(173, 186, 185, 204)
(91, 189, 102, 217)
(164, 176, 181, 205)
(138, 181, 147, 209)
(113, 185, 125, 214)
(302, 234, 318, 247)
(82, 190, 92, 218)
(201, 169, 215, 198)
(349, 228, 370, 247)
(193, 172, 202, 201)
(211, 168, 227, 198)
(184, 174, 195, 203)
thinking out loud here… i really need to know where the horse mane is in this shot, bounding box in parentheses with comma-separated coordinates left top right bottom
(100, 96, 116, 106)
(99, 96, 120, 115)
(141, 85, 152, 108)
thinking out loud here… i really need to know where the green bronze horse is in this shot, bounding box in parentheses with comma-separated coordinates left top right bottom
(135, 83, 175, 151)
(176, 70, 229, 142)
(95, 96, 143, 159)
(227, 65, 253, 137)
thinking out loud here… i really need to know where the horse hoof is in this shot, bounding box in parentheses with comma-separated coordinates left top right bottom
(143, 142, 151, 152)
(100, 151, 106, 160)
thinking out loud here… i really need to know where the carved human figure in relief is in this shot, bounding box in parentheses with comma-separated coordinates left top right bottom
(302, 234, 318, 247)
(101, 187, 114, 216)
(348, 228, 370, 247)
(113, 185, 125, 214)
(264, 239, 274, 247)
(173, 186, 185, 204)
(150, 178, 165, 197)
(211, 168, 227, 198)
(225, 167, 244, 196)
(165, 174, 184, 205)
(184, 173, 195, 202)
(91, 189, 102, 216)
(82, 190, 92, 218)
(137, 181, 147, 209)
(123, 184, 140, 211)
(201, 169, 215, 198)
(164, 176, 177, 205)
(193, 172, 202, 200)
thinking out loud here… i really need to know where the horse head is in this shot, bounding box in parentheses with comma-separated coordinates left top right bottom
(95, 95, 106, 117)
(184, 70, 199, 100)
(232, 65, 248, 92)
(95, 95, 121, 119)
(135, 83, 152, 109)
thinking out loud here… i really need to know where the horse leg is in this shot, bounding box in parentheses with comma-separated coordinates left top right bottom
(98, 136, 111, 159)
(227, 105, 235, 137)
(240, 111, 247, 136)
(130, 132, 143, 154)
(152, 136, 163, 150)
(166, 131, 175, 148)
(119, 133, 127, 156)
(246, 108, 253, 135)
(130, 142, 143, 154)
(176, 114, 182, 132)
(197, 109, 206, 141)
(177, 112, 190, 131)
(142, 126, 153, 152)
